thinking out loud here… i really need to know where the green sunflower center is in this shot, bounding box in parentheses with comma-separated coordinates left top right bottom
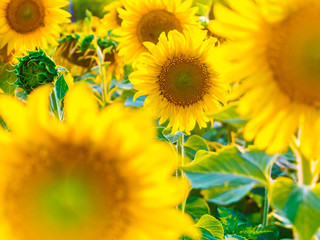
(39, 175, 94, 229)
(137, 10, 183, 45)
(5, 145, 129, 240)
(6, 0, 45, 34)
(268, 4, 320, 105)
(158, 56, 212, 107)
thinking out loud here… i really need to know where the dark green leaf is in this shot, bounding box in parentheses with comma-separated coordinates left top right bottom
(55, 74, 69, 101)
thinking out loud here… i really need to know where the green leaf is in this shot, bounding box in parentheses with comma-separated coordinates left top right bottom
(55, 74, 69, 101)
(162, 128, 185, 143)
(225, 235, 246, 240)
(185, 135, 209, 160)
(202, 183, 255, 205)
(182, 146, 274, 189)
(185, 197, 210, 221)
(0, 63, 17, 95)
(270, 177, 320, 240)
(210, 105, 247, 131)
(192, 0, 213, 16)
(196, 215, 224, 240)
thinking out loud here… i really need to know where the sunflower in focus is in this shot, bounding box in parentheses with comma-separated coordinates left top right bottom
(210, 0, 320, 158)
(130, 30, 229, 134)
(100, 0, 123, 33)
(0, 0, 71, 53)
(117, 0, 201, 64)
(0, 84, 198, 240)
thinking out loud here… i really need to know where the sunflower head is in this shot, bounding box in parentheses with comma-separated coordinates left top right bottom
(14, 48, 58, 93)
(130, 30, 230, 134)
(209, 0, 320, 158)
(100, 0, 124, 33)
(0, 0, 71, 53)
(0, 84, 199, 240)
(56, 34, 96, 69)
(117, 0, 201, 64)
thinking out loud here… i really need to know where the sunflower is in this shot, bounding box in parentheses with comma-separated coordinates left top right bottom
(0, 84, 198, 240)
(130, 30, 229, 134)
(117, 0, 201, 64)
(209, 0, 320, 158)
(0, 0, 71, 53)
(100, 0, 124, 33)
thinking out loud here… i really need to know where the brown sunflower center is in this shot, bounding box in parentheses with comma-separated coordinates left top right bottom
(158, 56, 211, 107)
(267, 4, 320, 106)
(60, 40, 96, 68)
(4, 143, 129, 240)
(137, 10, 183, 44)
(6, 0, 45, 34)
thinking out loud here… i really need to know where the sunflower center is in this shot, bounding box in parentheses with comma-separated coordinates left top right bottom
(137, 10, 183, 44)
(5, 145, 129, 240)
(158, 56, 211, 107)
(267, 4, 320, 105)
(6, 0, 45, 34)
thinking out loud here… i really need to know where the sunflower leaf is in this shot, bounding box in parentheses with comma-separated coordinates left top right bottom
(270, 177, 320, 240)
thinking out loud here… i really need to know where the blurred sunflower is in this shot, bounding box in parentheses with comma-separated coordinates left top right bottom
(54, 34, 97, 74)
(100, 0, 123, 33)
(117, 0, 200, 64)
(0, 0, 71, 53)
(210, 0, 320, 158)
(130, 30, 229, 134)
(0, 45, 16, 63)
(0, 84, 198, 240)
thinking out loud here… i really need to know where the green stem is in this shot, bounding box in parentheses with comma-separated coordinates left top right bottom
(50, 90, 61, 120)
(262, 187, 269, 227)
(291, 137, 312, 185)
(299, 154, 312, 185)
(95, 43, 108, 106)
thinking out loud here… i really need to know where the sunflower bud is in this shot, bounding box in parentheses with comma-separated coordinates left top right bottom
(14, 48, 58, 93)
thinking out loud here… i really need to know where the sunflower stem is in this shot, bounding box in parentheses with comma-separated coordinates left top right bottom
(95, 42, 109, 106)
(262, 187, 269, 228)
(291, 137, 312, 185)
(50, 89, 61, 120)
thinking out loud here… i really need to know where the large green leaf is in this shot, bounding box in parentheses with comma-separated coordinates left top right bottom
(210, 105, 247, 131)
(270, 177, 320, 240)
(202, 183, 255, 205)
(162, 128, 185, 143)
(185, 197, 210, 221)
(182, 146, 274, 189)
(185, 135, 209, 160)
(196, 215, 224, 240)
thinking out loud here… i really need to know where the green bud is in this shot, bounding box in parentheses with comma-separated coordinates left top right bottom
(14, 48, 58, 93)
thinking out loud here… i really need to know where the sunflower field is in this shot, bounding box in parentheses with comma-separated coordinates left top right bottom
(0, 0, 320, 239)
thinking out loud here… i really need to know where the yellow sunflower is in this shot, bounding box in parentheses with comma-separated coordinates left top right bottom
(130, 30, 229, 134)
(210, 0, 320, 158)
(117, 0, 201, 64)
(0, 0, 71, 53)
(0, 84, 198, 240)
(100, 0, 124, 33)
